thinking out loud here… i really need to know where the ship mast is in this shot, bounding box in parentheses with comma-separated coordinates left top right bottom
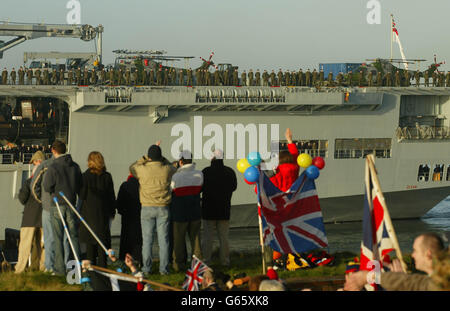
(390, 14, 393, 62)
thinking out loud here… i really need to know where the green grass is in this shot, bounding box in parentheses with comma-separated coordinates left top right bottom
(140, 250, 362, 290)
(0, 271, 82, 291)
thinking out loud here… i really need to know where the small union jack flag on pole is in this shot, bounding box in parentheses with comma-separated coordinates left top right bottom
(182, 255, 210, 291)
(257, 170, 328, 255)
(360, 154, 407, 290)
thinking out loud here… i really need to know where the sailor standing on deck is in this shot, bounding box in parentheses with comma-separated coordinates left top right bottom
(187, 68, 192, 86)
(346, 70, 353, 87)
(414, 70, 420, 87)
(43, 68, 49, 85)
(319, 69, 324, 87)
(76, 67, 81, 85)
(298, 69, 304, 86)
(35, 68, 41, 85)
(404, 70, 411, 87)
(269, 70, 276, 86)
(305, 69, 311, 87)
(241, 70, 247, 87)
(395, 71, 401, 87)
(2, 68, 8, 85)
(262, 70, 268, 86)
(358, 70, 364, 86)
(277, 69, 283, 86)
(27, 67, 33, 85)
(248, 69, 254, 86)
(18, 67, 25, 85)
(59, 68, 65, 85)
(337, 72, 343, 86)
(376, 71, 382, 87)
(255, 69, 261, 86)
(312, 69, 318, 86)
(327, 71, 334, 87)
(10, 68, 16, 85)
(423, 70, 429, 87)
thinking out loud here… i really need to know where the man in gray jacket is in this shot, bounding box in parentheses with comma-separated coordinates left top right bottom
(42, 140, 82, 276)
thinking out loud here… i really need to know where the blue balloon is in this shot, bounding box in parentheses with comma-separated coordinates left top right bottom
(244, 166, 260, 183)
(247, 152, 261, 166)
(305, 165, 320, 180)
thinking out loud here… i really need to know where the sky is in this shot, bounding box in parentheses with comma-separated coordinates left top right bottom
(1, 0, 450, 71)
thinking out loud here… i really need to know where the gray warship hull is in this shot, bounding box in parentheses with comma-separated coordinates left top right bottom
(1, 85, 449, 239)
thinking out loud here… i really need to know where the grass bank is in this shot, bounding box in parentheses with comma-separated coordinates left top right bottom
(0, 250, 414, 291)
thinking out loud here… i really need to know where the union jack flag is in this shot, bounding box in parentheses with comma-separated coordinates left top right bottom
(392, 19, 399, 36)
(182, 255, 210, 291)
(360, 155, 399, 290)
(257, 170, 328, 254)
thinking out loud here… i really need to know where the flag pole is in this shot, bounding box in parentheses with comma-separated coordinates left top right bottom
(390, 14, 393, 61)
(89, 265, 183, 291)
(58, 191, 108, 254)
(257, 203, 266, 274)
(366, 155, 408, 272)
(53, 197, 82, 282)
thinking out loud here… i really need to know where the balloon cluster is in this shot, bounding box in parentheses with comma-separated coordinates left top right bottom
(237, 152, 261, 185)
(237, 151, 326, 185)
(297, 153, 325, 180)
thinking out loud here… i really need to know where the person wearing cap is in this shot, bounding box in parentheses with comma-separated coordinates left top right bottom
(130, 141, 177, 275)
(201, 149, 237, 267)
(15, 151, 46, 273)
(169, 150, 203, 272)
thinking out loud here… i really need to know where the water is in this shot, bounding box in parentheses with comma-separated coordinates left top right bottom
(112, 197, 450, 257)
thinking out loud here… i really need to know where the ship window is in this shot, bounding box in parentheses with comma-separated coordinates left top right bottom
(417, 164, 430, 182)
(447, 165, 450, 181)
(432, 164, 444, 182)
(334, 138, 391, 159)
(279, 140, 328, 158)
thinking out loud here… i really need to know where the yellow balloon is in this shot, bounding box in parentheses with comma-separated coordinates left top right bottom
(297, 153, 312, 168)
(237, 158, 251, 173)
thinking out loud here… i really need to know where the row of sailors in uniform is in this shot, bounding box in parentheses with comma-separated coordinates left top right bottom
(2, 67, 450, 87)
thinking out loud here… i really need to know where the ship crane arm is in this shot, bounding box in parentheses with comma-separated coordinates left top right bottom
(0, 21, 103, 63)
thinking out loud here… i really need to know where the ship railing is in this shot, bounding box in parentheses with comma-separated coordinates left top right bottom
(396, 126, 450, 141)
(22, 152, 52, 163)
(0, 153, 14, 164)
(334, 149, 391, 159)
(0, 152, 52, 165)
(300, 149, 328, 158)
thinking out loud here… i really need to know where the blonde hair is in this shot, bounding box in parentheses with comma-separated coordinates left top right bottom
(88, 151, 106, 175)
(431, 250, 450, 290)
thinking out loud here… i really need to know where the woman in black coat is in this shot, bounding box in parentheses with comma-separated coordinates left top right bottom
(117, 172, 142, 264)
(79, 151, 116, 267)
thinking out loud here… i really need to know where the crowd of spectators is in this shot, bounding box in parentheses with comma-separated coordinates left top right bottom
(12, 137, 450, 292)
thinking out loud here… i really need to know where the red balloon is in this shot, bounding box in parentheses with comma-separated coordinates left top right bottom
(312, 157, 325, 170)
(244, 178, 255, 185)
